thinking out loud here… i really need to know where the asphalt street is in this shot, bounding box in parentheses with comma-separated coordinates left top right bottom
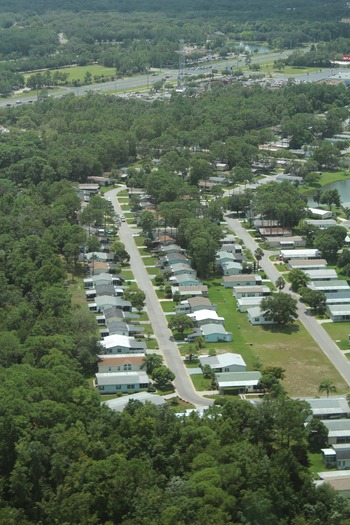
(226, 215, 350, 386)
(105, 187, 213, 407)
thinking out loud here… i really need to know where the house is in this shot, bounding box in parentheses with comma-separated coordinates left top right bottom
(161, 253, 189, 266)
(104, 391, 166, 412)
(316, 471, 350, 498)
(199, 323, 233, 342)
(299, 397, 350, 419)
(304, 269, 338, 281)
(95, 371, 150, 394)
(265, 236, 306, 249)
(99, 334, 147, 354)
(97, 354, 146, 373)
(237, 296, 264, 312)
(222, 274, 262, 289)
(170, 263, 196, 276)
(324, 292, 350, 305)
(187, 296, 214, 312)
(216, 251, 235, 265)
(86, 283, 124, 300)
(215, 162, 229, 171)
(89, 261, 110, 275)
(288, 258, 328, 270)
(102, 321, 144, 337)
(308, 208, 333, 220)
(188, 309, 224, 326)
(304, 219, 338, 230)
(233, 285, 271, 299)
(221, 261, 243, 276)
(321, 419, 350, 445)
(103, 305, 139, 322)
(309, 280, 350, 294)
(84, 273, 121, 288)
(89, 296, 132, 313)
(161, 244, 184, 255)
(156, 235, 176, 246)
(199, 353, 246, 373)
(177, 285, 208, 298)
(259, 227, 293, 237)
(322, 444, 350, 470)
(253, 219, 279, 230)
(170, 274, 203, 287)
(327, 304, 350, 322)
(219, 243, 243, 256)
(280, 249, 320, 261)
(215, 371, 262, 394)
(85, 252, 113, 263)
(222, 234, 237, 245)
(247, 306, 274, 325)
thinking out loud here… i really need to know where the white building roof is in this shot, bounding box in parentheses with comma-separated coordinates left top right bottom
(100, 334, 146, 350)
(188, 310, 224, 322)
(298, 397, 350, 417)
(304, 269, 338, 280)
(199, 353, 246, 370)
(280, 249, 320, 258)
(237, 297, 263, 306)
(216, 371, 261, 388)
(96, 371, 149, 386)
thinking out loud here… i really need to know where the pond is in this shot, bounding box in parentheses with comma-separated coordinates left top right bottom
(307, 177, 350, 207)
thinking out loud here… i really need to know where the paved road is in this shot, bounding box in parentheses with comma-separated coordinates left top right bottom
(226, 215, 350, 386)
(105, 187, 213, 407)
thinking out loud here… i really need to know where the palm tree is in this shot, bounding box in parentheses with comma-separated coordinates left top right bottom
(318, 379, 337, 398)
(254, 248, 264, 270)
(275, 276, 285, 292)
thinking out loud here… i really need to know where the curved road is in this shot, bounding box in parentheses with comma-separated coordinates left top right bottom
(226, 215, 350, 386)
(105, 187, 213, 407)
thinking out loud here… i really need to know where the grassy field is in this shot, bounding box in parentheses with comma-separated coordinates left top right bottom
(161, 301, 176, 312)
(192, 277, 350, 397)
(141, 257, 156, 266)
(308, 453, 328, 476)
(122, 270, 135, 280)
(301, 170, 350, 194)
(25, 64, 116, 83)
(322, 322, 350, 351)
(134, 236, 145, 247)
(256, 63, 320, 76)
(191, 374, 212, 391)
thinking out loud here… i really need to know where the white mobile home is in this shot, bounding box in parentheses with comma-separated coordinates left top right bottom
(237, 296, 263, 312)
(233, 285, 271, 299)
(280, 249, 320, 261)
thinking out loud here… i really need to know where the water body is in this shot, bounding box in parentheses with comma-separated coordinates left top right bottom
(308, 177, 350, 207)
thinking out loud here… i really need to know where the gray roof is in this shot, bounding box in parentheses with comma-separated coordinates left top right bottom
(95, 283, 118, 296)
(187, 297, 212, 308)
(200, 323, 230, 335)
(101, 334, 147, 350)
(327, 304, 350, 315)
(223, 274, 262, 283)
(103, 392, 166, 412)
(310, 280, 350, 290)
(216, 371, 262, 388)
(299, 397, 350, 416)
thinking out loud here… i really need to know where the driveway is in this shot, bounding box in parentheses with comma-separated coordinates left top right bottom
(226, 215, 350, 386)
(105, 187, 213, 407)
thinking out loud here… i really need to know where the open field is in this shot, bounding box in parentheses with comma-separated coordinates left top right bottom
(25, 64, 116, 82)
(196, 277, 350, 396)
(322, 322, 350, 351)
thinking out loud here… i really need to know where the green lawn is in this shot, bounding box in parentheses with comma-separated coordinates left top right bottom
(141, 257, 156, 266)
(144, 338, 159, 350)
(122, 270, 135, 280)
(308, 453, 332, 476)
(25, 64, 116, 82)
(201, 277, 349, 397)
(301, 171, 350, 194)
(134, 236, 145, 247)
(191, 374, 213, 391)
(161, 301, 176, 312)
(146, 267, 158, 276)
(322, 322, 350, 351)
(118, 189, 129, 196)
(120, 204, 130, 210)
(138, 311, 149, 321)
(166, 398, 195, 412)
(139, 248, 151, 256)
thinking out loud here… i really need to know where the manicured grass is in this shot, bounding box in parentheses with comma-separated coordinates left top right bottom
(139, 248, 151, 256)
(308, 453, 332, 476)
(126, 217, 135, 224)
(161, 301, 176, 312)
(191, 374, 212, 391)
(70, 277, 90, 309)
(25, 64, 116, 82)
(322, 322, 350, 351)
(134, 236, 145, 247)
(203, 277, 349, 396)
(155, 289, 166, 298)
(144, 338, 159, 350)
(274, 263, 289, 272)
(118, 189, 129, 196)
(120, 204, 130, 210)
(166, 398, 196, 412)
(301, 171, 350, 194)
(146, 267, 158, 275)
(141, 257, 156, 266)
(257, 62, 320, 75)
(138, 311, 149, 321)
(122, 270, 135, 280)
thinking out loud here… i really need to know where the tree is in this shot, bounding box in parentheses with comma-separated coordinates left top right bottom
(320, 189, 341, 210)
(306, 418, 328, 453)
(314, 234, 340, 261)
(110, 240, 130, 264)
(124, 288, 146, 313)
(254, 248, 264, 270)
(313, 143, 339, 170)
(168, 314, 194, 337)
(142, 353, 163, 375)
(172, 291, 181, 304)
(300, 288, 326, 314)
(202, 364, 214, 379)
(261, 293, 298, 325)
(151, 366, 175, 388)
(289, 269, 310, 293)
(275, 276, 285, 292)
(318, 379, 337, 398)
